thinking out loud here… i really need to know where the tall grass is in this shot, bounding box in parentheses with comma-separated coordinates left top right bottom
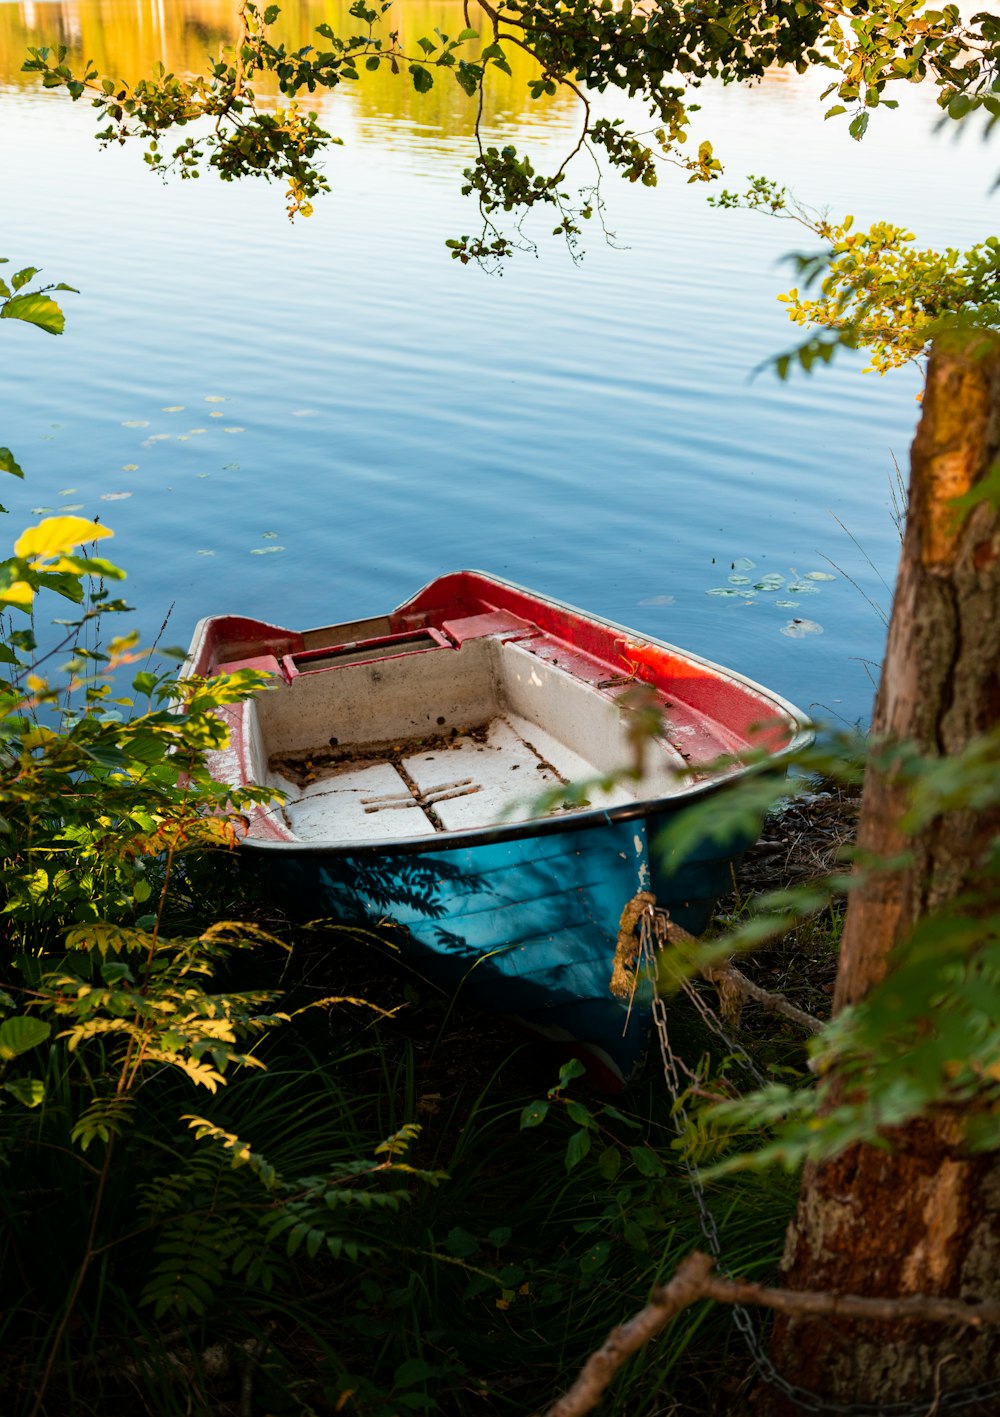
(0, 911, 801, 1417)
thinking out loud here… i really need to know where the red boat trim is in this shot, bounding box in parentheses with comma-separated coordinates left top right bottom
(191, 569, 814, 858)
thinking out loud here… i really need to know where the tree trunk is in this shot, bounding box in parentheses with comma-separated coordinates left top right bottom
(757, 334, 1000, 1415)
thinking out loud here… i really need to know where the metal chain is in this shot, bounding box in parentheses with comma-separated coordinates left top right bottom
(641, 905, 1000, 1417)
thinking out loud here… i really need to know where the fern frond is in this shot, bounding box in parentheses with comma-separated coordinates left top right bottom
(71, 1094, 136, 1151)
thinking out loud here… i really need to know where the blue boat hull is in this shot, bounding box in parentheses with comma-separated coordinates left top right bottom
(251, 804, 751, 1089)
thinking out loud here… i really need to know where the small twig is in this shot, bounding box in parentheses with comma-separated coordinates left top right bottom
(648, 904, 825, 1036)
(828, 507, 895, 595)
(545, 1252, 1000, 1417)
(702, 962, 822, 1035)
(141, 599, 176, 672)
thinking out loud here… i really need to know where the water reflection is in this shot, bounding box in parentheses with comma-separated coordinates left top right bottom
(0, 0, 572, 133)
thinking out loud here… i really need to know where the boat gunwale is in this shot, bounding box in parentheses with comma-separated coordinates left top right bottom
(194, 569, 814, 858)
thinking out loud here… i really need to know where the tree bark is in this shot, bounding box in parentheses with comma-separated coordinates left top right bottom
(757, 334, 1000, 1415)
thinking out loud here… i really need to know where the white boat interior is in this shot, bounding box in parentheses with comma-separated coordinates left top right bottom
(243, 634, 692, 844)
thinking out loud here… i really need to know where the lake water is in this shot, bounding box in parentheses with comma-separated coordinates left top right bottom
(0, 1, 995, 726)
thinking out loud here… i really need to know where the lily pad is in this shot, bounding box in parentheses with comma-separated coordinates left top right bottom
(638, 594, 675, 606)
(121, 419, 149, 428)
(786, 582, 820, 595)
(204, 395, 227, 403)
(196, 549, 215, 556)
(262, 531, 278, 539)
(101, 492, 132, 501)
(161, 405, 185, 413)
(780, 619, 823, 638)
(209, 411, 224, 418)
(732, 556, 755, 571)
(775, 599, 800, 609)
(707, 587, 749, 598)
(728, 574, 752, 586)
(223, 426, 245, 434)
(122, 464, 139, 472)
(805, 571, 837, 581)
(754, 573, 785, 590)
(250, 545, 285, 555)
(61, 503, 85, 512)
(223, 463, 240, 471)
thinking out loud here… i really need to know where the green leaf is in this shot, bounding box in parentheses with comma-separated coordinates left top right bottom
(601, 1104, 641, 1130)
(443, 1226, 479, 1258)
(11, 267, 40, 291)
(848, 111, 870, 141)
(395, 1358, 437, 1388)
(263, 4, 280, 21)
(565, 1128, 591, 1170)
(0, 291, 65, 335)
(629, 1145, 664, 1178)
(0, 1015, 51, 1060)
(0, 448, 23, 479)
(132, 670, 158, 696)
(3, 1076, 45, 1107)
(409, 64, 433, 93)
(520, 1099, 549, 1128)
(81, 743, 129, 769)
(597, 1145, 621, 1180)
(566, 1100, 595, 1128)
(579, 1240, 610, 1274)
(555, 1056, 587, 1089)
(623, 1220, 650, 1252)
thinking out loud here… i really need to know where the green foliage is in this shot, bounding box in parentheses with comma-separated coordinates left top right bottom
(0, 273, 427, 1412)
(21, 0, 1000, 269)
(653, 729, 1000, 1176)
(0, 257, 77, 336)
(713, 178, 1000, 374)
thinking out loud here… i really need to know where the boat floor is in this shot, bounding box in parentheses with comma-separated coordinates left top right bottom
(269, 712, 637, 843)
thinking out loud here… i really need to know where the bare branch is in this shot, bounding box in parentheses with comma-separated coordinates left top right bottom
(702, 962, 822, 1035)
(545, 1252, 716, 1417)
(546, 1251, 1000, 1417)
(612, 894, 824, 1035)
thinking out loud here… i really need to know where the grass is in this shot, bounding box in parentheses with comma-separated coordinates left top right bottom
(0, 788, 856, 1417)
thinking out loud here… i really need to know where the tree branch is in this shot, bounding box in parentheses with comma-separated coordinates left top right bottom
(546, 1251, 1000, 1417)
(702, 961, 823, 1035)
(612, 893, 824, 1035)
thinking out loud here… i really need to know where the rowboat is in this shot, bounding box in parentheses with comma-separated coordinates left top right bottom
(187, 571, 811, 1088)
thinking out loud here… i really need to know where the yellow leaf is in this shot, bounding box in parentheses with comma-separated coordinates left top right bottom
(495, 1298, 510, 1310)
(0, 579, 33, 606)
(14, 516, 112, 563)
(21, 725, 57, 748)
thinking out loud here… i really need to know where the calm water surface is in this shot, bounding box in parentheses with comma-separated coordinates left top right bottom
(0, 1, 995, 724)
